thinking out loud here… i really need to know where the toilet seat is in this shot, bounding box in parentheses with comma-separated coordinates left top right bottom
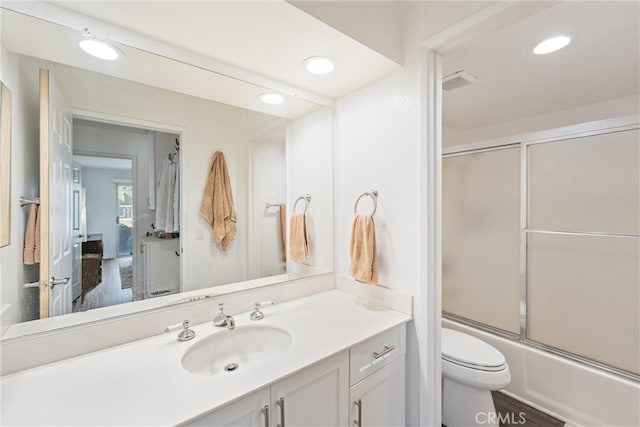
(442, 328, 506, 372)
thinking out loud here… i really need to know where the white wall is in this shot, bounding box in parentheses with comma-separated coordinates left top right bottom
(335, 60, 425, 425)
(444, 94, 640, 147)
(0, 50, 40, 326)
(82, 167, 132, 259)
(250, 130, 286, 279)
(287, 107, 334, 278)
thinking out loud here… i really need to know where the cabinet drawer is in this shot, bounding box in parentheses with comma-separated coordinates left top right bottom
(349, 323, 405, 385)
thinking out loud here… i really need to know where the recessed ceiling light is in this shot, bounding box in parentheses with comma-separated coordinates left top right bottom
(259, 93, 285, 105)
(79, 39, 119, 60)
(302, 56, 335, 75)
(532, 35, 572, 55)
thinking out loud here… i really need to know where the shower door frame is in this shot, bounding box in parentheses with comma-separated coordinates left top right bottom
(442, 113, 640, 382)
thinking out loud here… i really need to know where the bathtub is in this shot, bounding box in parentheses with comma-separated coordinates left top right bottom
(443, 318, 640, 427)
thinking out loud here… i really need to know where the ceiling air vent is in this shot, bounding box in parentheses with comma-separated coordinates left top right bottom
(442, 70, 478, 91)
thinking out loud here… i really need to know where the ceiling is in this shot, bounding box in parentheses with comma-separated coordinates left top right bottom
(442, 1, 640, 132)
(43, 0, 401, 100)
(0, 7, 323, 119)
(74, 155, 132, 171)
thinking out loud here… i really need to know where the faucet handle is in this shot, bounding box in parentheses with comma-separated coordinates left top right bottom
(214, 303, 228, 326)
(250, 301, 273, 321)
(165, 320, 196, 341)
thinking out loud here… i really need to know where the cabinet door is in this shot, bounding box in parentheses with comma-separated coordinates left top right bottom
(271, 351, 349, 427)
(349, 357, 405, 427)
(185, 388, 270, 427)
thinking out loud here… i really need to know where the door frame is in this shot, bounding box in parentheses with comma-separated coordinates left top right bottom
(418, 2, 550, 425)
(71, 109, 186, 295)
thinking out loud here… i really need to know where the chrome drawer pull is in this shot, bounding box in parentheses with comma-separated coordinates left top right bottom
(354, 399, 362, 426)
(276, 397, 285, 427)
(373, 345, 395, 359)
(261, 404, 269, 427)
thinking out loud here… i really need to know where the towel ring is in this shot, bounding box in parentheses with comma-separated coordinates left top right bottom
(293, 195, 311, 214)
(354, 190, 378, 216)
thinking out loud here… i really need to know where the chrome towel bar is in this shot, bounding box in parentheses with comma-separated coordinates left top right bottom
(19, 196, 40, 207)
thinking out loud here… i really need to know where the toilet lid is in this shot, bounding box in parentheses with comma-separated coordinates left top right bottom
(442, 328, 506, 372)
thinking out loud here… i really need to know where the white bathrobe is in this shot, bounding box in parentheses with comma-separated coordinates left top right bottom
(155, 159, 180, 233)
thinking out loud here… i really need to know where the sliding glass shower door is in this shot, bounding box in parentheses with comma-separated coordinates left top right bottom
(442, 147, 521, 335)
(526, 130, 639, 375)
(442, 125, 640, 378)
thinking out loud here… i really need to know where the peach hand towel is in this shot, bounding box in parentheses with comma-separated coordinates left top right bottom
(289, 213, 310, 263)
(200, 151, 237, 251)
(349, 214, 378, 284)
(34, 204, 40, 263)
(23, 203, 39, 264)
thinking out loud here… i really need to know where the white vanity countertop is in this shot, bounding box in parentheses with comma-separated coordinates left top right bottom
(0, 290, 411, 426)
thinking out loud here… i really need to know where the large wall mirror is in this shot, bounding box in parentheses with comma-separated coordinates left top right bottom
(0, 8, 333, 340)
(0, 81, 10, 248)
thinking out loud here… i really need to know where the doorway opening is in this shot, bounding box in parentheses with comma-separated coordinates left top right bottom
(71, 154, 134, 312)
(68, 117, 182, 313)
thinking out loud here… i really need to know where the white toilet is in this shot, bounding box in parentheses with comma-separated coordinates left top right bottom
(441, 328, 511, 427)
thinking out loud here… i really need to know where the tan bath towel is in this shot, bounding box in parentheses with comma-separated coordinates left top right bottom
(279, 203, 287, 262)
(289, 213, 310, 263)
(23, 203, 39, 264)
(200, 151, 237, 251)
(34, 205, 40, 264)
(349, 214, 378, 284)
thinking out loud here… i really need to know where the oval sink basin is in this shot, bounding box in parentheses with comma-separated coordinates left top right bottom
(181, 325, 292, 375)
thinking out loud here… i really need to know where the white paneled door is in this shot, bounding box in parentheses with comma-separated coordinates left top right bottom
(39, 69, 73, 318)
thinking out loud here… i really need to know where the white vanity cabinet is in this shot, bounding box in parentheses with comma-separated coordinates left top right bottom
(349, 359, 405, 427)
(186, 352, 349, 427)
(186, 388, 270, 426)
(186, 324, 405, 427)
(349, 324, 406, 427)
(270, 351, 349, 426)
(141, 237, 180, 298)
(182, 351, 349, 427)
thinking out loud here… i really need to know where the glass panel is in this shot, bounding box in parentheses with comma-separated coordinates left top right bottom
(528, 129, 640, 234)
(527, 233, 640, 374)
(117, 184, 133, 257)
(442, 147, 521, 334)
(73, 190, 80, 231)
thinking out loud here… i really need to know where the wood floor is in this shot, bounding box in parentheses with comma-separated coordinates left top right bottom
(442, 392, 564, 427)
(491, 391, 565, 427)
(73, 257, 133, 312)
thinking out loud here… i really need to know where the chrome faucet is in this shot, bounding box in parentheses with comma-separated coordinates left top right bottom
(226, 315, 236, 330)
(213, 303, 228, 327)
(214, 303, 236, 329)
